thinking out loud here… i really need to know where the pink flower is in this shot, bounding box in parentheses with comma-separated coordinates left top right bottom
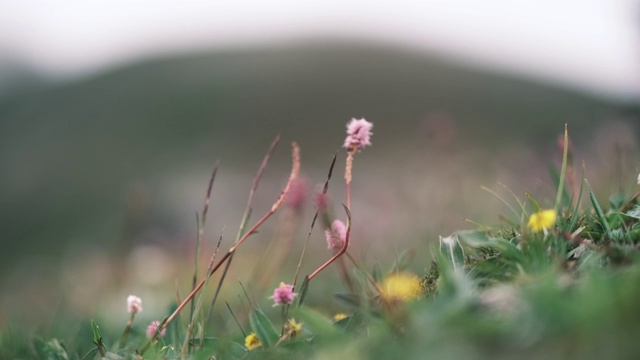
(343, 118, 373, 151)
(270, 282, 297, 307)
(325, 220, 346, 251)
(146, 321, 166, 339)
(285, 177, 309, 212)
(637, 172, 640, 185)
(126, 295, 142, 314)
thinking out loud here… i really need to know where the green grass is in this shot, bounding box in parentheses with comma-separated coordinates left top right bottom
(3, 124, 640, 359)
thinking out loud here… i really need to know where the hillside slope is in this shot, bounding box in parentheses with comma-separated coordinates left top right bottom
(0, 41, 631, 267)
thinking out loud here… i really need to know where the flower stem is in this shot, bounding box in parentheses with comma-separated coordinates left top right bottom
(157, 142, 299, 336)
(308, 205, 351, 281)
(119, 313, 135, 349)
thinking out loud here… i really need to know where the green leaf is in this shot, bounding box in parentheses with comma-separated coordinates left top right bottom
(293, 307, 345, 341)
(192, 338, 246, 360)
(567, 165, 586, 232)
(549, 165, 571, 211)
(42, 339, 69, 360)
(90, 320, 101, 346)
(333, 311, 365, 333)
(439, 233, 465, 273)
(625, 205, 640, 220)
(627, 228, 640, 242)
(333, 293, 360, 308)
(555, 124, 569, 212)
(609, 193, 627, 211)
(296, 276, 310, 307)
(90, 319, 106, 357)
(456, 230, 515, 251)
(249, 308, 279, 348)
(432, 250, 473, 300)
(333, 315, 353, 328)
(372, 264, 382, 283)
(585, 179, 612, 240)
(279, 338, 313, 351)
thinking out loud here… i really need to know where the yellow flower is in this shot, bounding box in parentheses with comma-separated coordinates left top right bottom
(288, 319, 303, 333)
(244, 332, 262, 351)
(528, 209, 557, 232)
(379, 272, 423, 303)
(333, 313, 348, 321)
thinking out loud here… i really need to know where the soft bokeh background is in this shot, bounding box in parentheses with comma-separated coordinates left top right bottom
(1, 0, 639, 334)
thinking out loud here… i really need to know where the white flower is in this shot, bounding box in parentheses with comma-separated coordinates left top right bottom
(127, 295, 142, 314)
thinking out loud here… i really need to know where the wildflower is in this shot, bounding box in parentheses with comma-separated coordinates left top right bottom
(637, 172, 640, 185)
(379, 272, 423, 303)
(126, 295, 142, 314)
(288, 319, 303, 333)
(333, 313, 348, 321)
(527, 209, 557, 233)
(146, 321, 166, 339)
(343, 118, 373, 152)
(325, 219, 347, 251)
(244, 332, 263, 350)
(285, 177, 309, 212)
(270, 282, 297, 306)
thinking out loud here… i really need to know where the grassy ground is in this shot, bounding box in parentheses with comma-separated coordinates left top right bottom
(2, 123, 640, 359)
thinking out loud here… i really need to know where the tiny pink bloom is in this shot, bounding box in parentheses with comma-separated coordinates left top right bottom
(285, 177, 309, 212)
(343, 118, 373, 151)
(127, 295, 142, 314)
(637, 172, 640, 185)
(325, 220, 346, 251)
(270, 282, 297, 307)
(146, 321, 166, 339)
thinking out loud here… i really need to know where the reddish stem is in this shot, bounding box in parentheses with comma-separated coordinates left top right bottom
(162, 205, 275, 331)
(160, 142, 299, 332)
(308, 213, 351, 281)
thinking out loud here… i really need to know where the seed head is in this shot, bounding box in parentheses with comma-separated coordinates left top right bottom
(325, 220, 346, 251)
(126, 295, 142, 314)
(343, 118, 373, 152)
(270, 282, 297, 307)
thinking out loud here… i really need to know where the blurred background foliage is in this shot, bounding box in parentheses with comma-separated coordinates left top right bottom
(0, 41, 639, 336)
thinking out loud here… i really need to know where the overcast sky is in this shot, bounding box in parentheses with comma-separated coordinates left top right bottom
(1, 0, 639, 100)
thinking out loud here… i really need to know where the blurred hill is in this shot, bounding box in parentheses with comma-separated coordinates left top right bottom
(0, 41, 637, 271)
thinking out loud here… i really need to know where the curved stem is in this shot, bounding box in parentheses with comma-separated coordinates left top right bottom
(158, 142, 300, 334)
(308, 205, 351, 281)
(161, 208, 274, 330)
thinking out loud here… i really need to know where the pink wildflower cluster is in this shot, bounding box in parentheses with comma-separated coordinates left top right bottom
(270, 282, 297, 307)
(343, 118, 373, 152)
(285, 177, 309, 212)
(146, 321, 166, 339)
(325, 220, 346, 251)
(127, 295, 142, 314)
